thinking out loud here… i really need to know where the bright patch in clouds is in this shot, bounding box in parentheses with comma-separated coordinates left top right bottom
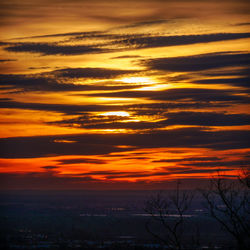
(100, 111, 130, 117)
(119, 77, 152, 84)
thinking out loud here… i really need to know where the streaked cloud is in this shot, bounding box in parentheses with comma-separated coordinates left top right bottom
(142, 52, 250, 72)
(0, 128, 249, 159)
(4, 42, 108, 56)
(88, 87, 249, 103)
(3, 33, 250, 56)
(0, 67, 140, 92)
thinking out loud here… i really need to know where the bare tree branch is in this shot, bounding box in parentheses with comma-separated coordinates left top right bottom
(200, 170, 250, 250)
(144, 182, 193, 250)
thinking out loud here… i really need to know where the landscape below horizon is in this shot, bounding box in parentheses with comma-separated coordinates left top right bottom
(0, 189, 244, 249)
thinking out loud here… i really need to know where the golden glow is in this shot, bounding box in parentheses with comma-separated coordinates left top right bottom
(119, 77, 153, 84)
(100, 111, 130, 117)
(137, 84, 170, 91)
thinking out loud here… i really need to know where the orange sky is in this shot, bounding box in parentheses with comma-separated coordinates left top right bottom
(0, 0, 249, 189)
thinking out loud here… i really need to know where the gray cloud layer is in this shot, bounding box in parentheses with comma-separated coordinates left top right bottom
(0, 128, 249, 158)
(0, 67, 138, 92)
(142, 52, 250, 72)
(3, 33, 250, 56)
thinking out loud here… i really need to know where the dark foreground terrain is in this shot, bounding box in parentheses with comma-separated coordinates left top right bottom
(0, 190, 236, 249)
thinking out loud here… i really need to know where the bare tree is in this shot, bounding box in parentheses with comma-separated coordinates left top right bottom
(144, 182, 193, 250)
(238, 167, 250, 189)
(201, 169, 250, 250)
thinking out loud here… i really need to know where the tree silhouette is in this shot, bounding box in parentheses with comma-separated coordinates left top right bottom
(201, 169, 250, 250)
(144, 182, 193, 250)
(145, 169, 250, 249)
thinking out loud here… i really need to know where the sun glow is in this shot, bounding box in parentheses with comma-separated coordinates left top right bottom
(119, 77, 153, 84)
(100, 111, 130, 117)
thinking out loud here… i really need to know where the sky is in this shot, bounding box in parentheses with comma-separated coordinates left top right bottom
(0, 0, 249, 190)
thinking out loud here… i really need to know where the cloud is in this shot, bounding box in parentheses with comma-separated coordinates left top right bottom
(89, 87, 249, 103)
(76, 170, 153, 178)
(199, 68, 248, 77)
(4, 42, 108, 56)
(41, 166, 59, 170)
(76, 167, 236, 179)
(28, 66, 51, 70)
(52, 118, 158, 130)
(72, 170, 172, 179)
(0, 128, 249, 158)
(4, 33, 250, 56)
(18, 31, 105, 39)
(194, 77, 250, 88)
(160, 112, 250, 126)
(116, 33, 250, 50)
(153, 157, 221, 163)
(51, 111, 250, 130)
(0, 98, 234, 117)
(52, 67, 138, 79)
(0, 133, 127, 158)
(234, 22, 250, 26)
(0, 99, 125, 115)
(0, 59, 17, 62)
(171, 168, 235, 174)
(0, 42, 8, 46)
(128, 102, 230, 112)
(104, 171, 171, 179)
(58, 158, 106, 165)
(0, 74, 59, 92)
(142, 52, 250, 72)
(111, 55, 143, 59)
(119, 19, 170, 29)
(0, 67, 140, 92)
(182, 160, 250, 167)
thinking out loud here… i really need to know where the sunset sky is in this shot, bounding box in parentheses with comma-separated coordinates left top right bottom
(0, 0, 249, 189)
